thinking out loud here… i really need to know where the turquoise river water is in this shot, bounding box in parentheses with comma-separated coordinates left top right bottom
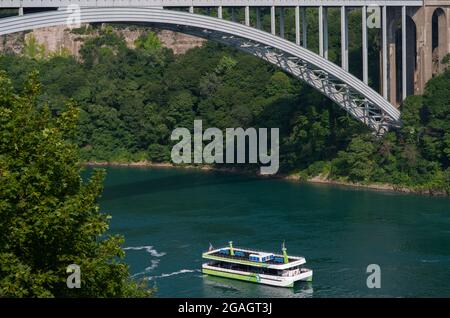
(91, 167, 450, 297)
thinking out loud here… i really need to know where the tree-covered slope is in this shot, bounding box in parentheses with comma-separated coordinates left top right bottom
(0, 25, 448, 194)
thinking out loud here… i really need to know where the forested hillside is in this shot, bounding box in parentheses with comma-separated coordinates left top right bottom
(0, 19, 448, 195)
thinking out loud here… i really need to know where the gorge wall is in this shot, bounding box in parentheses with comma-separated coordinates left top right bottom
(0, 24, 205, 57)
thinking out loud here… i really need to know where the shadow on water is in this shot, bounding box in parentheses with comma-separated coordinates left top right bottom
(202, 275, 314, 298)
(100, 170, 267, 201)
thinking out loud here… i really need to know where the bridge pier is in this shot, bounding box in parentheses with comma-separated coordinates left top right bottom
(378, 2, 450, 103)
(413, 3, 450, 95)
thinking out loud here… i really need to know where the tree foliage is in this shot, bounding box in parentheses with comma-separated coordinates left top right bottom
(0, 70, 152, 297)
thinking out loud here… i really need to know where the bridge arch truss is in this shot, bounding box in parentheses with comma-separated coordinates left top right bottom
(0, 7, 402, 135)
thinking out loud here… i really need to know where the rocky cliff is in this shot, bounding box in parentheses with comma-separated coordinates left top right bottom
(0, 24, 205, 58)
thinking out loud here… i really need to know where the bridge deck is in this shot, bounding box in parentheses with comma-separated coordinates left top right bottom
(0, 0, 425, 9)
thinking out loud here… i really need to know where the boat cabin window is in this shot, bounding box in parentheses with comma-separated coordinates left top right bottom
(249, 253, 274, 263)
(207, 261, 305, 277)
(274, 257, 284, 263)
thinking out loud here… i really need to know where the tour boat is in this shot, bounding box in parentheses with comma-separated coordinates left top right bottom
(202, 242, 313, 288)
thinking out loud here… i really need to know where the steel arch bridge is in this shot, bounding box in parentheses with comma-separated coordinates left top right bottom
(0, 7, 402, 135)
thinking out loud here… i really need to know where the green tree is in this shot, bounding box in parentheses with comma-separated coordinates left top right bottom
(214, 55, 237, 75)
(23, 34, 46, 60)
(135, 32, 162, 51)
(332, 136, 376, 182)
(0, 71, 151, 297)
(401, 95, 423, 144)
(421, 70, 450, 167)
(266, 71, 292, 97)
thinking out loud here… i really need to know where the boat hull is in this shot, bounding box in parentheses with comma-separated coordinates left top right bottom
(202, 264, 312, 288)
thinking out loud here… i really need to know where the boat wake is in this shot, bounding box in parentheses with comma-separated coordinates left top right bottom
(145, 260, 160, 271)
(420, 259, 440, 263)
(149, 269, 200, 280)
(125, 245, 166, 279)
(123, 246, 200, 281)
(124, 245, 166, 257)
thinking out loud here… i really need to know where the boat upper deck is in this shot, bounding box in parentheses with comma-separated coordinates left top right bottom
(203, 246, 306, 269)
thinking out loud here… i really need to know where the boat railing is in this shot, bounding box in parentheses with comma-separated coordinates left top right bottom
(212, 252, 284, 265)
(231, 246, 280, 254)
(208, 251, 255, 262)
(206, 251, 304, 266)
(209, 246, 304, 259)
(206, 262, 308, 278)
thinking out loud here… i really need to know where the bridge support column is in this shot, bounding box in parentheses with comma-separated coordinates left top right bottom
(387, 8, 398, 104)
(18, 7, 24, 16)
(362, 6, 368, 84)
(218, 6, 222, 19)
(411, 8, 424, 95)
(382, 6, 388, 99)
(319, 6, 328, 58)
(301, 7, 307, 48)
(279, 7, 285, 38)
(256, 7, 261, 29)
(271, 6, 276, 35)
(189, 6, 194, 14)
(341, 6, 348, 71)
(324, 7, 328, 59)
(402, 5, 407, 101)
(245, 6, 250, 26)
(412, 6, 432, 95)
(295, 6, 300, 45)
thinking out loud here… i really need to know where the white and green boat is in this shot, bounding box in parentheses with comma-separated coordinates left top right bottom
(202, 242, 313, 288)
